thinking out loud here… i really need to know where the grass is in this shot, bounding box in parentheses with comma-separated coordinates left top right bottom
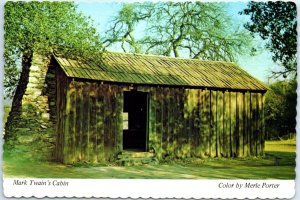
(3, 139, 296, 179)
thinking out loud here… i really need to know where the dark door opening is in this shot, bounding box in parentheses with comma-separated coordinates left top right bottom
(123, 91, 148, 151)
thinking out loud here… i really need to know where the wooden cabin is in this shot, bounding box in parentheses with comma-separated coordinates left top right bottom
(5, 51, 268, 164)
(51, 52, 268, 164)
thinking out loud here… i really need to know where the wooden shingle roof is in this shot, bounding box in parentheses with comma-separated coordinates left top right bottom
(54, 51, 268, 92)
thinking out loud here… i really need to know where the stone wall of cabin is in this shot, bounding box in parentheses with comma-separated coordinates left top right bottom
(4, 54, 57, 161)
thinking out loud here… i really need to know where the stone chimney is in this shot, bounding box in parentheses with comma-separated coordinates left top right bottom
(4, 53, 57, 161)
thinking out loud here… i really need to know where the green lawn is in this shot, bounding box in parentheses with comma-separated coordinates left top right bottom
(3, 139, 296, 179)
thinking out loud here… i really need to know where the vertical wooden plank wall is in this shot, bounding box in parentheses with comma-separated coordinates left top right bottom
(89, 84, 97, 162)
(155, 87, 164, 159)
(57, 77, 266, 163)
(202, 89, 211, 157)
(148, 87, 157, 154)
(57, 81, 123, 164)
(96, 85, 104, 161)
(148, 88, 266, 159)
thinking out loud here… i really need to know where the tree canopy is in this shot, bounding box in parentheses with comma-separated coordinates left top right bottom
(103, 2, 252, 61)
(4, 1, 102, 98)
(241, 1, 297, 78)
(264, 79, 296, 139)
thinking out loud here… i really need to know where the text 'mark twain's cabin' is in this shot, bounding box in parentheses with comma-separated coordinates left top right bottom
(53, 52, 267, 164)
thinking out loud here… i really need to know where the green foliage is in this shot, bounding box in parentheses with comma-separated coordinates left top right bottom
(264, 80, 297, 139)
(103, 2, 252, 61)
(3, 105, 11, 125)
(4, 1, 102, 98)
(241, 2, 297, 78)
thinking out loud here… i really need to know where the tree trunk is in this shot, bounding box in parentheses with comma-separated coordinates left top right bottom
(5, 50, 33, 139)
(173, 46, 179, 57)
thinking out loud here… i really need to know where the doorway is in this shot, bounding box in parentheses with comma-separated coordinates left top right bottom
(123, 91, 148, 151)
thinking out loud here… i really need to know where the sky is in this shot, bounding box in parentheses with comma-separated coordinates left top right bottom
(76, 2, 278, 83)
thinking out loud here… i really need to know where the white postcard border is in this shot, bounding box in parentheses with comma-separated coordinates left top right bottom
(1, 0, 300, 199)
(3, 179, 295, 199)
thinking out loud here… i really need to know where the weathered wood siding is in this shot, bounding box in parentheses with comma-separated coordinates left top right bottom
(56, 77, 265, 163)
(56, 77, 123, 163)
(146, 87, 265, 159)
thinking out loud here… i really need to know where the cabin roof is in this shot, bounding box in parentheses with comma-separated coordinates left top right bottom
(54, 51, 268, 92)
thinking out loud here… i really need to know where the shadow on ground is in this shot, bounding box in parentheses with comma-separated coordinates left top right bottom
(3, 140, 296, 179)
(3, 152, 295, 179)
